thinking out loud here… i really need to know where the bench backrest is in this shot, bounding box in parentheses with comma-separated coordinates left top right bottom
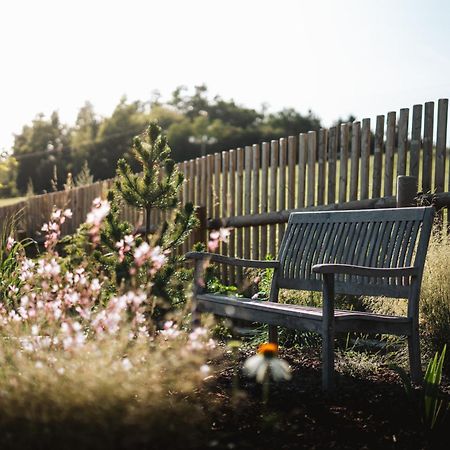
(276, 207, 434, 298)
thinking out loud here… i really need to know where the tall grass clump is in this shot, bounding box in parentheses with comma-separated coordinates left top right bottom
(420, 235, 450, 354)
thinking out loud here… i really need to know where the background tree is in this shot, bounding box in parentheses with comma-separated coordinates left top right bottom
(0, 156, 18, 198)
(64, 122, 198, 318)
(75, 161, 94, 187)
(88, 97, 150, 180)
(12, 111, 71, 193)
(115, 122, 185, 237)
(7, 86, 336, 195)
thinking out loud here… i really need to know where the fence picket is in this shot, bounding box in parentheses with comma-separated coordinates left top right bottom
(372, 115, 384, 198)
(236, 148, 244, 283)
(287, 136, 297, 209)
(350, 121, 361, 201)
(435, 99, 448, 194)
(228, 150, 236, 284)
(252, 144, 260, 260)
(260, 143, 270, 259)
(206, 154, 214, 223)
(298, 133, 307, 207)
(244, 146, 252, 259)
(188, 159, 195, 249)
(410, 105, 422, 180)
(339, 124, 349, 203)
(279, 138, 287, 238)
(327, 127, 337, 204)
(397, 108, 409, 177)
(307, 131, 316, 207)
(317, 129, 327, 205)
(269, 140, 279, 257)
(221, 151, 229, 282)
(384, 112, 396, 197)
(360, 118, 370, 200)
(422, 102, 434, 193)
(214, 153, 221, 219)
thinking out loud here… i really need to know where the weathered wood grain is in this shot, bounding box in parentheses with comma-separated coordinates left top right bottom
(317, 129, 327, 205)
(384, 112, 396, 197)
(339, 124, 349, 203)
(410, 105, 422, 180)
(360, 118, 370, 200)
(350, 122, 361, 201)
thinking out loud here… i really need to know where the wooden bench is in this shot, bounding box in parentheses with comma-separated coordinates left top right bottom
(187, 206, 434, 390)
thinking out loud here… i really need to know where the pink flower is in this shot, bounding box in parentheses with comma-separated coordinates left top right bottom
(115, 234, 134, 262)
(133, 243, 167, 273)
(86, 198, 110, 245)
(86, 198, 110, 226)
(6, 236, 16, 252)
(208, 228, 232, 251)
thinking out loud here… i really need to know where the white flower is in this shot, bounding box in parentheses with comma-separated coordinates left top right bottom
(122, 358, 133, 371)
(91, 278, 101, 292)
(159, 321, 181, 339)
(243, 343, 291, 383)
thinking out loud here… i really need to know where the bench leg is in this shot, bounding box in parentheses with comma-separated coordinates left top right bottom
(269, 325, 278, 345)
(322, 328, 335, 391)
(322, 273, 335, 392)
(191, 310, 201, 329)
(408, 329, 422, 384)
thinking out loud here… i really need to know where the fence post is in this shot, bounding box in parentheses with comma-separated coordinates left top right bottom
(192, 206, 207, 246)
(397, 176, 417, 208)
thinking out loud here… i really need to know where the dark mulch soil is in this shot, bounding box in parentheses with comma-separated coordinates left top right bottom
(199, 347, 450, 450)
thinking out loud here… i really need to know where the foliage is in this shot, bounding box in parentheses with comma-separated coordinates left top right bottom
(0, 156, 18, 198)
(420, 236, 450, 354)
(10, 86, 325, 194)
(0, 326, 215, 450)
(423, 345, 448, 430)
(115, 122, 184, 235)
(0, 212, 34, 306)
(393, 346, 448, 432)
(75, 160, 94, 187)
(64, 123, 197, 320)
(0, 189, 218, 449)
(13, 111, 71, 193)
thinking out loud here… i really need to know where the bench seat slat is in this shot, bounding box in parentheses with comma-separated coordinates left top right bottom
(197, 294, 412, 335)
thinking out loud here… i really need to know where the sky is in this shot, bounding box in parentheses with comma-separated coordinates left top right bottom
(0, 0, 449, 152)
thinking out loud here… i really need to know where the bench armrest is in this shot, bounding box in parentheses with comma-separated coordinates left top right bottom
(312, 264, 419, 278)
(186, 252, 279, 269)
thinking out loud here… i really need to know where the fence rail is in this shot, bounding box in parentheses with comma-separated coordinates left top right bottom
(0, 98, 448, 271)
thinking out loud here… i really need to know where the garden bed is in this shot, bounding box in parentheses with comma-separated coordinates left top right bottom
(202, 346, 449, 450)
(1, 346, 448, 450)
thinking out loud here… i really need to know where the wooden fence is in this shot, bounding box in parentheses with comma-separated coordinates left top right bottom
(0, 98, 448, 273)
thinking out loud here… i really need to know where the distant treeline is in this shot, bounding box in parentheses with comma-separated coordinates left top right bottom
(6, 85, 350, 195)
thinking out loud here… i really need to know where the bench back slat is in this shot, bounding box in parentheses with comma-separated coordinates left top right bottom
(276, 207, 434, 298)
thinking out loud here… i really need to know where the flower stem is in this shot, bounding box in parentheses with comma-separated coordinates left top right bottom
(262, 371, 270, 405)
